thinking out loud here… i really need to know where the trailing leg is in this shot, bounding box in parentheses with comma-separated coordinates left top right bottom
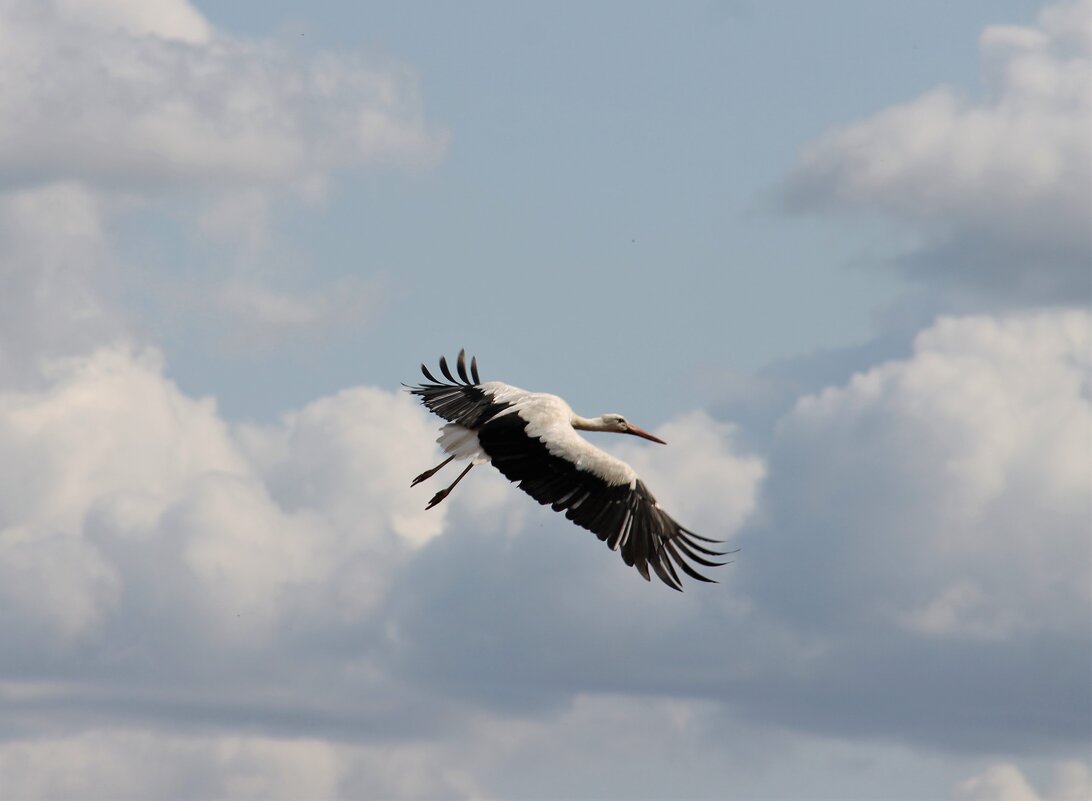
(426, 463, 474, 509)
(411, 455, 455, 487)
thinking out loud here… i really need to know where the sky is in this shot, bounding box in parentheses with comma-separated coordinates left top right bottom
(0, 0, 1088, 799)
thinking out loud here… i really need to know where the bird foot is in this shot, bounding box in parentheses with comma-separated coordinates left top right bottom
(425, 489, 449, 510)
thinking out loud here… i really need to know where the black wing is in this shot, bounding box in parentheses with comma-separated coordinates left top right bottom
(407, 350, 507, 428)
(476, 412, 728, 591)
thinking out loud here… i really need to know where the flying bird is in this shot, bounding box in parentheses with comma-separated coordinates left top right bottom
(407, 350, 728, 590)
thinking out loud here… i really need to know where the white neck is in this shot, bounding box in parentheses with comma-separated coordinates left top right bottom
(571, 414, 611, 432)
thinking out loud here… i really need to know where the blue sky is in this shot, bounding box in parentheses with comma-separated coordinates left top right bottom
(0, 1, 1088, 799)
(156, 0, 1049, 422)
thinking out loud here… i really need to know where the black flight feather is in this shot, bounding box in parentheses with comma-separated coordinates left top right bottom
(456, 349, 471, 384)
(439, 355, 456, 383)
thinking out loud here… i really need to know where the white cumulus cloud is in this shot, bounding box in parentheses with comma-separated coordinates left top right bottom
(0, 344, 443, 652)
(0, 0, 448, 191)
(783, 0, 1091, 303)
(728, 309, 1091, 754)
(51, 0, 213, 44)
(763, 310, 1090, 639)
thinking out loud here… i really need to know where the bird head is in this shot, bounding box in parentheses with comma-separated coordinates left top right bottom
(602, 413, 667, 444)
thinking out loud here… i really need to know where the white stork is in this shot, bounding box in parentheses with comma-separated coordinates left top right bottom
(408, 350, 728, 590)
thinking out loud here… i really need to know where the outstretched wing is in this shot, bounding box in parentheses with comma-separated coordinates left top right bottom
(407, 349, 508, 428)
(476, 411, 727, 591)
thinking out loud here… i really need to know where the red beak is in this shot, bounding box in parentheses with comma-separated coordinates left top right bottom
(626, 424, 667, 445)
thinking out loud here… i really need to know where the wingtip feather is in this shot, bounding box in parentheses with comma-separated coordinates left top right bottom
(439, 355, 456, 383)
(456, 349, 471, 384)
(663, 540, 717, 583)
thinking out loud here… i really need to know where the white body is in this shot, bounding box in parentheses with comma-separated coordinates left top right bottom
(436, 381, 638, 487)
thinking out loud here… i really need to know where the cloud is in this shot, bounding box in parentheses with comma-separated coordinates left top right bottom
(0, 340, 771, 798)
(0, 0, 448, 192)
(5, 697, 1083, 801)
(738, 310, 1091, 751)
(0, 346, 245, 646)
(4, 311, 1086, 771)
(0, 345, 442, 657)
(610, 411, 766, 537)
(377, 412, 764, 714)
(0, 728, 486, 801)
(0, 4, 1086, 795)
(0, 184, 126, 386)
(955, 764, 1044, 801)
(51, 0, 213, 44)
(237, 383, 447, 550)
(212, 275, 387, 350)
(782, 0, 1091, 304)
(954, 761, 1092, 801)
(757, 310, 1090, 638)
(0, 315, 1086, 796)
(0, 0, 446, 371)
(0, 336, 765, 692)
